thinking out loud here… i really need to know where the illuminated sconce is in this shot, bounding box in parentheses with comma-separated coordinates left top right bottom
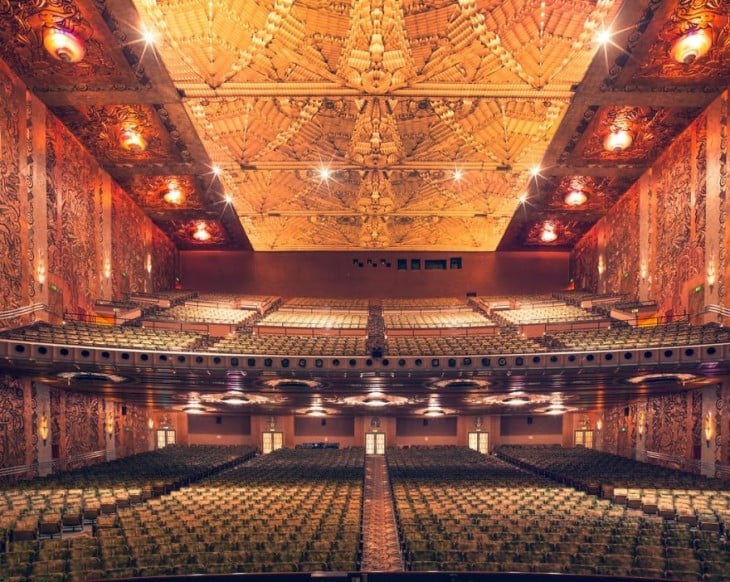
(42, 26, 86, 63)
(103, 258, 112, 280)
(704, 412, 713, 447)
(163, 181, 183, 205)
(637, 409, 646, 438)
(145, 253, 152, 275)
(564, 189, 587, 207)
(598, 255, 606, 276)
(540, 222, 558, 243)
(37, 262, 46, 289)
(39, 411, 49, 445)
(640, 260, 648, 281)
(147, 418, 154, 431)
(192, 222, 211, 242)
(596, 417, 603, 431)
(119, 126, 147, 152)
(106, 412, 114, 439)
(603, 128, 633, 152)
(672, 28, 713, 65)
(707, 260, 716, 290)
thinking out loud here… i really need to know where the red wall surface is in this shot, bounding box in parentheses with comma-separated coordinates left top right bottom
(180, 251, 570, 298)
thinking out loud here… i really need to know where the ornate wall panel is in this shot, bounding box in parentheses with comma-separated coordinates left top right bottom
(46, 115, 103, 317)
(652, 116, 706, 318)
(0, 375, 28, 470)
(61, 391, 101, 469)
(151, 226, 178, 292)
(691, 389, 703, 453)
(0, 63, 26, 326)
(601, 404, 626, 455)
(111, 183, 150, 297)
(647, 392, 688, 458)
(603, 183, 640, 298)
(571, 227, 599, 292)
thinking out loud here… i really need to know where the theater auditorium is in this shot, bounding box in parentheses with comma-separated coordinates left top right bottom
(1, 1, 730, 581)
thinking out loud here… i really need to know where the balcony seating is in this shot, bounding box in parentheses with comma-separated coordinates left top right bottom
(0, 322, 203, 351)
(146, 304, 257, 326)
(388, 333, 546, 356)
(207, 332, 366, 355)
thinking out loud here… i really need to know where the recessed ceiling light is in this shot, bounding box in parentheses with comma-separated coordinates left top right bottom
(502, 394, 530, 406)
(453, 169, 463, 181)
(163, 181, 183, 205)
(671, 28, 712, 64)
(540, 222, 558, 242)
(603, 129, 633, 152)
(596, 28, 612, 45)
(564, 190, 587, 207)
(119, 127, 147, 152)
(43, 26, 86, 63)
(193, 222, 211, 241)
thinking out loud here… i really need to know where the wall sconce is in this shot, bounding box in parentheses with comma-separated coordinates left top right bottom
(637, 409, 646, 438)
(39, 411, 49, 445)
(37, 262, 46, 289)
(42, 26, 86, 63)
(596, 417, 603, 431)
(103, 258, 112, 280)
(640, 261, 647, 281)
(598, 255, 606, 276)
(145, 254, 153, 275)
(672, 27, 713, 65)
(106, 412, 114, 439)
(707, 260, 716, 290)
(704, 412, 713, 447)
(147, 418, 154, 431)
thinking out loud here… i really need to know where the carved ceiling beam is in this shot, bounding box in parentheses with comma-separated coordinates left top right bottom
(237, 211, 501, 218)
(574, 90, 724, 108)
(228, 161, 526, 172)
(176, 82, 576, 100)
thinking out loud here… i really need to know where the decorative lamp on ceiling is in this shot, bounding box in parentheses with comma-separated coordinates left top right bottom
(192, 222, 211, 241)
(564, 189, 588, 207)
(163, 181, 183, 205)
(221, 390, 249, 406)
(603, 128, 633, 152)
(182, 401, 205, 414)
(671, 27, 712, 65)
(43, 26, 86, 63)
(119, 127, 147, 152)
(540, 222, 558, 243)
(503, 393, 530, 406)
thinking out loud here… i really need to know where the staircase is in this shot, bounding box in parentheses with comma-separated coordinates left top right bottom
(360, 455, 403, 571)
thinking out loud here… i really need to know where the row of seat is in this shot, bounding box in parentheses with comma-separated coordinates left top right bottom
(388, 446, 730, 579)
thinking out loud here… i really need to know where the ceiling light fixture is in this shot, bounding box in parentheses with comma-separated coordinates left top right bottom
(564, 190, 588, 207)
(452, 169, 463, 181)
(603, 129, 633, 152)
(42, 26, 86, 63)
(182, 402, 205, 414)
(502, 393, 530, 406)
(142, 28, 157, 46)
(518, 192, 528, 204)
(224, 194, 233, 204)
(192, 222, 211, 241)
(119, 127, 147, 152)
(529, 165, 541, 178)
(221, 390, 249, 405)
(540, 222, 558, 243)
(163, 181, 183, 205)
(671, 28, 712, 65)
(595, 28, 612, 45)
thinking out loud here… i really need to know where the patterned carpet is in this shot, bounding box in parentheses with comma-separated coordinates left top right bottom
(360, 455, 404, 571)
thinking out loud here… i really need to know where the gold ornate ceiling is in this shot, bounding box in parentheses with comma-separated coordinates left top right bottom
(1, 0, 728, 251)
(130, 0, 620, 250)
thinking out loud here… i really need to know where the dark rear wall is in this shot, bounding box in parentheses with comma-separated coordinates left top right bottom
(180, 251, 570, 298)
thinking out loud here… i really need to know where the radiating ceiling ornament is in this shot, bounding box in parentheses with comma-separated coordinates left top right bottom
(338, 0, 417, 93)
(349, 98, 403, 167)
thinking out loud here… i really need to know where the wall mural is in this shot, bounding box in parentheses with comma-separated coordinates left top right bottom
(601, 403, 626, 455)
(61, 391, 101, 469)
(572, 228, 599, 292)
(0, 64, 25, 327)
(604, 183, 640, 298)
(151, 226, 178, 292)
(0, 375, 28, 471)
(648, 391, 688, 458)
(691, 389, 703, 453)
(47, 115, 103, 318)
(111, 182, 148, 297)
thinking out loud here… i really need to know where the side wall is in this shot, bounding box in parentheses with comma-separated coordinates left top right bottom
(0, 375, 153, 476)
(572, 90, 728, 321)
(0, 58, 177, 326)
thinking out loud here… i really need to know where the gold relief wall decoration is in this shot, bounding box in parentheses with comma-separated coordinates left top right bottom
(0, 65, 24, 326)
(151, 226, 178, 292)
(648, 392, 688, 458)
(46, 114, 103, 316)
(652, 123, 704, 317)
(572, 228, 599, 292)
(62, 391, 101, 469)
(0, 376, 28, 470)
(691, 389, 703, 451)
(603, 183, 640, 298)
(112, 182, 150, 296)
